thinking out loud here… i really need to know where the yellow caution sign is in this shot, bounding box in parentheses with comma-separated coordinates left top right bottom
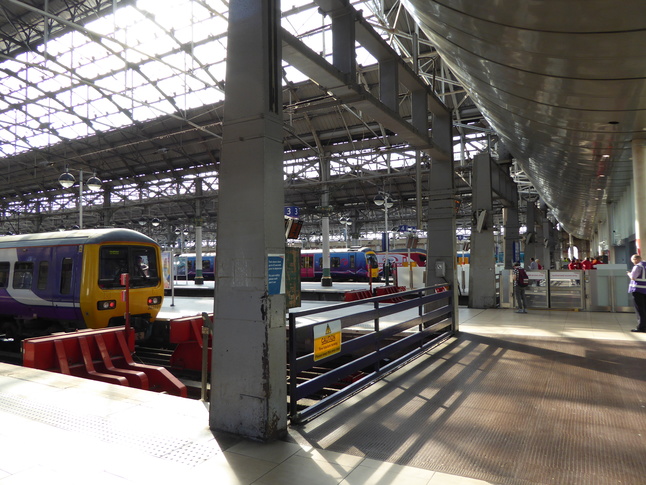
(313, 320, 342, 361)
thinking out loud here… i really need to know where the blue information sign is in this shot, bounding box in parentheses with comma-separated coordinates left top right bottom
(267, 254, 285, 295)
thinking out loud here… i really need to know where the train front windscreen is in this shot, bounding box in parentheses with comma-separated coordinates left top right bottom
(98, 246, 160, 289)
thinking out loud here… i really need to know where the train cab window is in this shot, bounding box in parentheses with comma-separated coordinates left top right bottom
(60, 258, 73, 294)
(0, 262, 8, 287)
(99, 246, 158, 288)
(13, 262, 33, 289)
(37, 261, 49, 290)
(331, 257, 341, 268)
(131, 248, 158, 287)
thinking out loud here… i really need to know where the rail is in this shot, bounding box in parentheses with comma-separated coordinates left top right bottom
(288, 284, 454, 423)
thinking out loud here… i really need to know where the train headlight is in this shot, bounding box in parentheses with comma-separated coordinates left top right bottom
(97, 300, 117, 310)
(147, 296, 162, 305)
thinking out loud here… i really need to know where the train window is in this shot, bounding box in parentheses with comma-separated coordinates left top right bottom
(0, 262, 9, 287)
(331, 257, 341, 268)
(37, 261, 49, 290)
(349, 255, 355, 268)
(99, 247, 128, 286)
(99, 246, 159, 288)
(60, 258, 73, 294)
(13, 262, 33, 289)
(130, 247, 159, 287)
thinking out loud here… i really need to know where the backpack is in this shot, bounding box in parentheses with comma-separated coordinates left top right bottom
(517, 268, 529, 287)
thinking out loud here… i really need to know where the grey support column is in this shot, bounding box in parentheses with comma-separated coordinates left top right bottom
(524, 200, 537, 261)
(632, 138, 646, 253)
(503, 205, 520, 269)
(194, 178, 204, 285)
(210, 0, 286, 441)
(426, 109, 457, 327)
(320, 157, 332, 287)
(469, 153, 496, 308)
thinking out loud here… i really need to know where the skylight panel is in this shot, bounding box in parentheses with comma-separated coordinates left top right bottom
(37, 75, 70, 94)
(113, 5, 146, 29)
(51, 111, 82, 128)
(131, 104, 159, 122)
(131, 83, 164, 104)
(193, 41, 227, 65)
(139, 60, 177, 80)
(160, 51, 191, 72)
(89, 96, 118, 117)
(57, 123, 90, 139)
(356, 46, 377, 66)
(192, 88, 224, 106)
(95, 111, 133, 128)
(148, 99, 176, 116)
(282, 64, 309, 84)
(206, 63, 227, 83)
(2, 75, 25, 92)
(191, 15, 228, 41)
(25, 102, 49, 119)
(146, 2, 195, 31)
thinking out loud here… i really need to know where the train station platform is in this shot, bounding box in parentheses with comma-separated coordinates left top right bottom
(1, 306, 646, 484)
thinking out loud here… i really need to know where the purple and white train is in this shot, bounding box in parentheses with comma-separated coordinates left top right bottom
(0, 228, 164, 339)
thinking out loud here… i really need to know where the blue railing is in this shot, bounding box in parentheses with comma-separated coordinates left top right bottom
(288, 284, 454, 423)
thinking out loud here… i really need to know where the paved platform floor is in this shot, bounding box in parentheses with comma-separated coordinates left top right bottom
(0, 307, 644, 484)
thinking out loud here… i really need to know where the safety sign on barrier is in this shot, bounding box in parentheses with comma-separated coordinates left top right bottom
(313, 320, 341, 361)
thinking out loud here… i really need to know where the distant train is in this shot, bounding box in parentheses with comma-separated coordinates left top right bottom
(301, 247, 379, 281)
(174, 252, 216, 280)
(376, 249, 427, 270)
(0, 228, 164, 339)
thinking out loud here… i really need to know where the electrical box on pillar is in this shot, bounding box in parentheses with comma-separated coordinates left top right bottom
(476, 210, 488, 232)
(435, 261, 446, 278)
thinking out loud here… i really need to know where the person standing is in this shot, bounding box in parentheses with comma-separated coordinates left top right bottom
(581, 257, 593, 271)
(529, 258, 538, 270)
(627, 254, 646, 332)
(513, 262, 528, 313)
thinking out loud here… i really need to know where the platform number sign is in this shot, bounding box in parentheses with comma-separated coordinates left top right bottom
(284, 206, 300, 218)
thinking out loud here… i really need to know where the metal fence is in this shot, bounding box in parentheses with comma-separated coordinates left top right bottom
(288, 284, 454, 423)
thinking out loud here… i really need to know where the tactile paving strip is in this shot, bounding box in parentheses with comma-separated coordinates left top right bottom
(292, 333, 646, 485)
(0, 393, 218, 466)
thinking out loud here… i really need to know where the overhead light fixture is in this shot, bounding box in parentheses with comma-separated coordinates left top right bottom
(86, 173, 102, 191)
(58, 170, 75, 188)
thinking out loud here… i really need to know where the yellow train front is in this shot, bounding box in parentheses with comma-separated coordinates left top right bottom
(0, 228, 163, 339)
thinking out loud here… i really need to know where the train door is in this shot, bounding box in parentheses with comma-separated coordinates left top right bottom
(50, 246, 82, 320)
(301, 254, 314, 278)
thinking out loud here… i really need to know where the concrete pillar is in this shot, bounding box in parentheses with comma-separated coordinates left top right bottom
(632, 138, 646, 254)
(469, 153, 496, 308)
(426, 109, 457, 328)
(210, 0, 286, 441)
(524, 200, 537, 261)
(320, 157, 332, 287)
(503, 206, 520, 269)
(194, 178, 204, 285)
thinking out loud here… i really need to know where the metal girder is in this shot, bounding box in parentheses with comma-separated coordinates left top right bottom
(282, 28, 449, 160)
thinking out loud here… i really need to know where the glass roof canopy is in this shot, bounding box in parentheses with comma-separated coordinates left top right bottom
(0, 0, 490, 237)
(0, 0, 393, 158)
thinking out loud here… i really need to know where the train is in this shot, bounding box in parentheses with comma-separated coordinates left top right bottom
(376, 249, 427, 270)
(174, 252, 216, 280)
(300, 247, 379, 281)
(0, 228, 164, 339)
